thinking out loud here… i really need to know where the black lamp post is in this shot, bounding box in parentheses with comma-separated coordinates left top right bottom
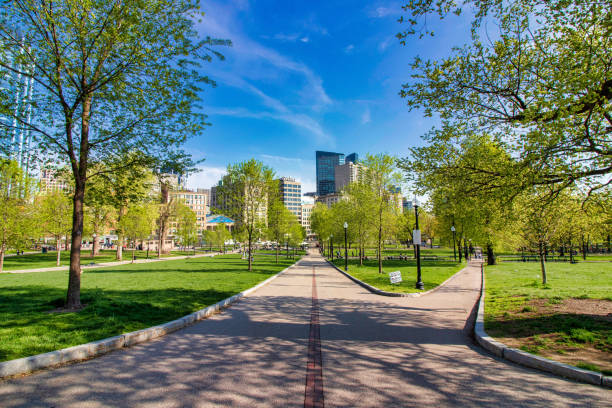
(451, 225, 456, 261)
(464, 238, 468, 261)
(330, 234, 334, 262)
(414, 197, 424, 290)
(344, 222, 348, 271)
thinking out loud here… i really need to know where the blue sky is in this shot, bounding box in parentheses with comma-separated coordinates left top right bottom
(184, 0, 471, 196)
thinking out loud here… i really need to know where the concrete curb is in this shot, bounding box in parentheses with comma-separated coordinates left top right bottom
(474, 264, 610, 388)
(324, 257, 469, 298)
(0, 257, 298, 380)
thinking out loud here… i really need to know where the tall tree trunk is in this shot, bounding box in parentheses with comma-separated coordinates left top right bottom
(539, 240, 547, 285)
(116, 236, 123, 261)
(0, 245, 5, 272)
(66, 176, 85, 310)
(486, 242, 496, 265)
(56, 236, 61, 266)
(248, 228, 252, 271)
(359, 244, 363, 266)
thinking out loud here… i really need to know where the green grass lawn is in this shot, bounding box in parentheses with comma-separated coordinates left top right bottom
(0, 249, 198, 271)
(330, 258, 465, 293)
(0, 254, 298, 362)
(484, 261, 612, 374)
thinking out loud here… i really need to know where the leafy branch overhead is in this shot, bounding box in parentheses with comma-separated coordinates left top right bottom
(398, 0, 611, 196)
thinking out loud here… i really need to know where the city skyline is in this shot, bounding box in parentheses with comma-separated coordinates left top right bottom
(183, 0, 472, 195)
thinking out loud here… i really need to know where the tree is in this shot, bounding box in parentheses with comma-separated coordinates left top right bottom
(218, 159, 274, 271)
(267, 191, 294, 263)
(310, 203, 332, 256)
(0, 160, 36, 271)
(287, 221, 305, 259)
(0, 1, 229, 309)
(400, 133, 517, 264)
(121, 203, 158, 263)
(362, 153, 402, 273)
(37, 191, 72, 266)
(175, 202, 197, 254)
(153, 151, 202, 256)
(513, 189, 567, 285)
(212, 224, 232, 254)
(340, 183, 374, 265)
(83, 165, 116, 257)
(398, 1, 611, 198)
(100, 157, 155, 261)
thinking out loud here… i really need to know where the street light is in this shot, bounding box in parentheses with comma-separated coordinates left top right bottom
(344, 222, 348, 271)
(414, 196, 424, 290)
(450, 225, 456, 261)
(464, 237, 468, 261)
(330, 234, 334, 262)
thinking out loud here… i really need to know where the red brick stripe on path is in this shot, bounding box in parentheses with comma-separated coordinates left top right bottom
(304, 266, 324, 408)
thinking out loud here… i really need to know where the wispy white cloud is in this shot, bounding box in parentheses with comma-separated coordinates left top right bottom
(198, 2, 332, 109)
(378, 36, 394, 52)
(260, 154, 310, 164)
(196, 1, 333, 144)
(361, 107, 371, 124)
(369, 5, 399, 18)
(344, 44, 355, 54)
(207, 107, 333, 146)
(185, 165, 227, 189)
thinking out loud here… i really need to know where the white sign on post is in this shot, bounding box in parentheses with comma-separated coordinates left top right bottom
(389, 270, 402, 284)
(413, 230, 421, 245)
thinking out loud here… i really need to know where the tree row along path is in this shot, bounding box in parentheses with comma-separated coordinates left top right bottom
(1, 250, 609, 407)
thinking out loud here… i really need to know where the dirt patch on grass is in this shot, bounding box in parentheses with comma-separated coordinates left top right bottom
(488, 298, 612, 374)
(540, 298, 612, 322)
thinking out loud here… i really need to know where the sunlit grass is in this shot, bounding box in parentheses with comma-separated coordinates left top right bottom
(0, 254, 298, 362)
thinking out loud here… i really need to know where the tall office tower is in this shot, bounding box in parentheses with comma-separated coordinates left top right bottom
(278, 177, 302, 218)
(39, 168, 71, 194)
(300, 203, 314, 238)
(170, 188, 210, 236)
(315, 151, 345, 196)
(345, 153, 359, 163)
(334, 161, 363, 192)
(1, 41, 36, 174)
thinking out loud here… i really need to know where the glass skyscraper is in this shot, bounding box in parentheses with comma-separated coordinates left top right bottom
(315, 151, 344, 196)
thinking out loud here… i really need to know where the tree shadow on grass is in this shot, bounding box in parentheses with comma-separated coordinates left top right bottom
(84, 257, 297, 275)
(0, 285, 235, 362)
(486, 313, 611, 341)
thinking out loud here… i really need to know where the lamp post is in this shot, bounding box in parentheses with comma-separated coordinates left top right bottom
(330, 234, 334, 262)
(450, 226, 456, 261)
(344, 222, 348, 271)
(464, 238, 468, 261)
(414, 197, 424, 290)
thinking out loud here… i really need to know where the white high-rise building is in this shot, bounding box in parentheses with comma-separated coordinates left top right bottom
(278, 177, 302, 219)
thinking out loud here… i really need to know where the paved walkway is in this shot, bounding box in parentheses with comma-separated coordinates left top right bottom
(0, 252, 609, 407)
